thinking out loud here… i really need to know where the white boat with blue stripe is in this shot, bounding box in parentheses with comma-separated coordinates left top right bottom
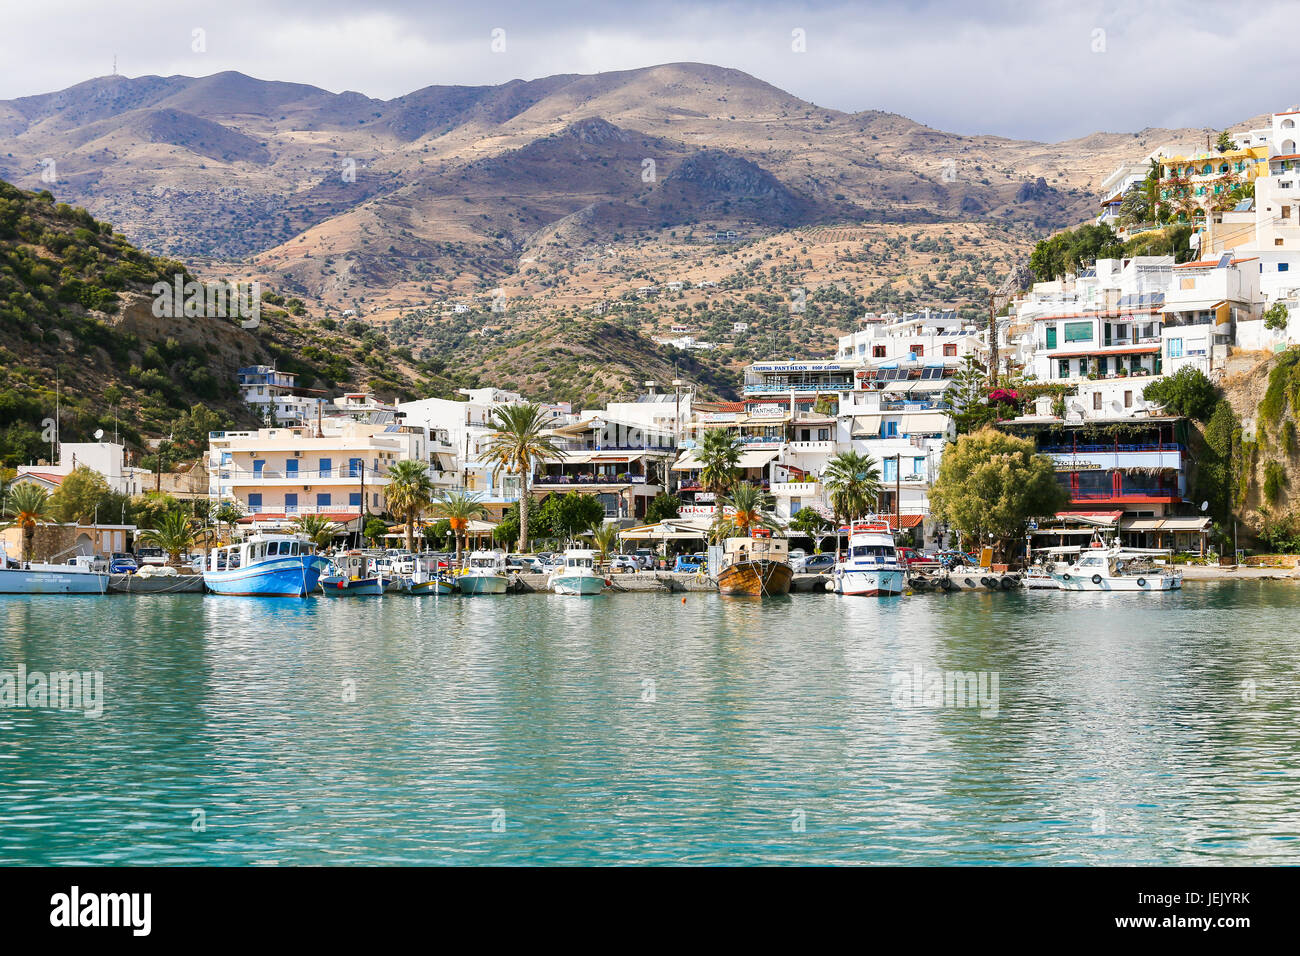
(203, 533, 326, 597)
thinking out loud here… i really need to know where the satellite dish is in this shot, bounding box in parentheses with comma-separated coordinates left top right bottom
(93, 429, 104, 441)
(1201, 501, 1209, 512)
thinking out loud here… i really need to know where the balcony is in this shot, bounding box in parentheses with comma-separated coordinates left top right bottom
(219, 467, 391, 485)
(787, 440, 835, 453)
(744, 382, 853, 394)
(771, 481, 822, 497)
(534, 473, 657, 488)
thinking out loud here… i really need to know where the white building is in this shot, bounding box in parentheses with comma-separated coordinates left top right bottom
(237, 366, 324, 425)
(14, 442, 145, 497)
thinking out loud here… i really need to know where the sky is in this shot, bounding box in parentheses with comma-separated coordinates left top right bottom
(2, 0, 1295, 142)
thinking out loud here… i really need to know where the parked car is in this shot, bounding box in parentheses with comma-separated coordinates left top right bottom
(897, 547, 921, 566)
(788, 548, 808, 563)
(506, 554, 544, 573)
(673, 553, 706, 573)
(633, 548, 657, 570)
(793, 553, 836, 574)
(609, 555, 639, 573)
(136, 547, 166, 566)
(109, 552, 138, 574)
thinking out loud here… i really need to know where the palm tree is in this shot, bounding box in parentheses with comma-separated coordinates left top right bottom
(712, 481, 778, 541)
(820, 451, 882, 525)
(432, 491, 490, 564)
(291, 513, 339, 550)
(697, 428, 742, 495)
(386, 459, 436, 552)
(589, 521, 621, 567)
(137, 510, 212, 566)
(483, 403, 564, 552)
(3, 483, 52, 563)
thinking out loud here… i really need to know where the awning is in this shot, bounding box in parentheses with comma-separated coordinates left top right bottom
(1053, 510, 1123, 527)
(1120, 516, 1210, 532)
(671, 450, 703, 471)
(1049, 345, 1162, 359)
(618, 520, 712, 540)
(849, 415, 882, 438)
(899, 412, 949, 434)
(882, 381, 921, 394)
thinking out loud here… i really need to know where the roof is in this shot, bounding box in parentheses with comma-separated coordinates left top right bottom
(1051, 510, 1124, 527)
(871, 514, 924, 530)
(1174, 257, 1258, 269)
(13, 471, 65, 487)
(671, 448, 781, 471)
(1120, 516, 1211, 532)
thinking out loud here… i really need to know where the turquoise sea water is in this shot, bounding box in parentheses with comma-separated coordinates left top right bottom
(1, 583, 1298, 865)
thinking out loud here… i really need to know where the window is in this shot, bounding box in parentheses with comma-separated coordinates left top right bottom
(913, 456, 925, 475)
(1098, 357, 1108, 375)
(248, 493, 262, 512)
(1168, 338, 1184, 358)
(348, 458, 363, 477)
(1058, 359, 1069, 379)
(286, 459, 298, 478)
(1045, 326, 1057, 349)
(1093, 392, 1102, 410)
(349, 492, 361, 508)
(1124, 390, 1133, 407)
(317, 493, 332, 509)
(1063, 322, 1093, 343)
(883, 458, 897, 482)
(943, 343, 957, 357)
(373, 493, 380, 508)
(319, 458, 332, 477)
(1281, 263, 1291, 272)
(252, 459, 265, 477)
(872, 345, 886, 358)
(885, 420, 899, 437)
(285, 493, 298, 514)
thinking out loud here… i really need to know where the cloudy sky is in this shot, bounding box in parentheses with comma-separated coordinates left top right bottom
(3, 0, 1294, 141)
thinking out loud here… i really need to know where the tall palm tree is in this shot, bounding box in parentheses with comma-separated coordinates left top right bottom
(137, 510, 212, 566)
(291, 513, 339, 550)
(483, 403, 564, 552)
(3, 483, 52, 563)
(696, 428, 742, 495)
(712, 481, 778, 541)
(386, 459, 436, 552)
(820, 451, 883, 526)
(432, 491, 490, 564)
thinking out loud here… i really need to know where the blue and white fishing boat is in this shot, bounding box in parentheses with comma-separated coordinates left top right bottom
(831, 521, 905, 596)
(319, 551, 384, 596)
(403, 553, 456, 595)
(203, 533, 325, 597)
(457, 549, 509, 595)
(0, 544, 110, 595)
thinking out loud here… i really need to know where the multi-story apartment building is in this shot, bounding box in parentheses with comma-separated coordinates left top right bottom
(835, 309, 985, 367)
(1160, 255, 1260, 375)
(237, 366, 324, 425)
(537, 415, 677, 520)
(207, 419, 456, 531)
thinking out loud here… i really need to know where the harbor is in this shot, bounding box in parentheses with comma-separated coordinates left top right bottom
(4, 581, 1299, 866)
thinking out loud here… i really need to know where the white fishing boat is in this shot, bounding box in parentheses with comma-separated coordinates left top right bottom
(319, 551, 384, 596)
(457, 549, 509, 595)
(1051, 546, 1182, 591)
(831, 521, 905, 596)
(0, 544, 109, 595)
(403, 553, 456, 595)
(548, 548, 606, 595)
(1025, 546, 1082, 590)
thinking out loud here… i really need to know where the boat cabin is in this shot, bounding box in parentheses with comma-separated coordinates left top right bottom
(562, 549, 597, 569)
(209, 533, 312, 571)
(466, 550, 507, 570)
(722, 534, 789, 565)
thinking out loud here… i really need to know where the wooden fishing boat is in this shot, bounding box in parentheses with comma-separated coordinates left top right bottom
(714, 531, 793, 596)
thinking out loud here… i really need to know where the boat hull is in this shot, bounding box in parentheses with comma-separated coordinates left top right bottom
(319, 576, 384, 596)
(716, 560, 793, 596)
(458, 572, 508, 594)
(0, 568, 109, 594)
(109, 573, 204, 593)
(405, 578, 456, 595)
(834, 568, 905, 596)
(550, 573, 605, 595)
(1053, 573, 1182, 591)
(203, 556, 324, 597)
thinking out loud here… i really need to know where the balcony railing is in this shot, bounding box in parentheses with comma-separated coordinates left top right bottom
(1070, 489, 1179, 500)
(744, 382, 852, 394)
(1042, 443, 1183, 454)
(535, 474, 654, 486)
(218, 467, 392, 481)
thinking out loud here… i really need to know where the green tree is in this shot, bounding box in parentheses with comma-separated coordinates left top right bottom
(712, 481, 778, 541)
(136, 510, 211, 565)
(930, 428, 1068, 555)
(291, 513, 339, 549)
(589, 521, 621, 564)
(1142, 366, 1218, 421)
(3, 483, 52, 562)
(644, 492, 682, 523)
(820, 450, 883, 524)
(129, 491, 181, 529)
(215, 501, 244, 543)
(432, 491, 490, 562)
(696, 428, 742, 494)
(1216, 130, 1235, 154)
(1264, 302, 1290, 332)
(483, 403, 564, 552)
(539, 492, 605, 544)
(363, 515, 389, 547)
(789, 507, 832, 550)
(385, 459, 436, 552)
(49, 465, 118, 524)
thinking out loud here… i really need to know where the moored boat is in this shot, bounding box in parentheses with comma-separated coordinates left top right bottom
(457, 549, 509, 594)
(714, 531, 793, 596)
(403, 553, 456, 594)
(319, 551, 384, 596)
(548, 548, 606, 595)
(203, 533, 325, 597)
(831, 521, 905, 596)
(0, 546, 109, 595)
(1051, 546, 1182, 591)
